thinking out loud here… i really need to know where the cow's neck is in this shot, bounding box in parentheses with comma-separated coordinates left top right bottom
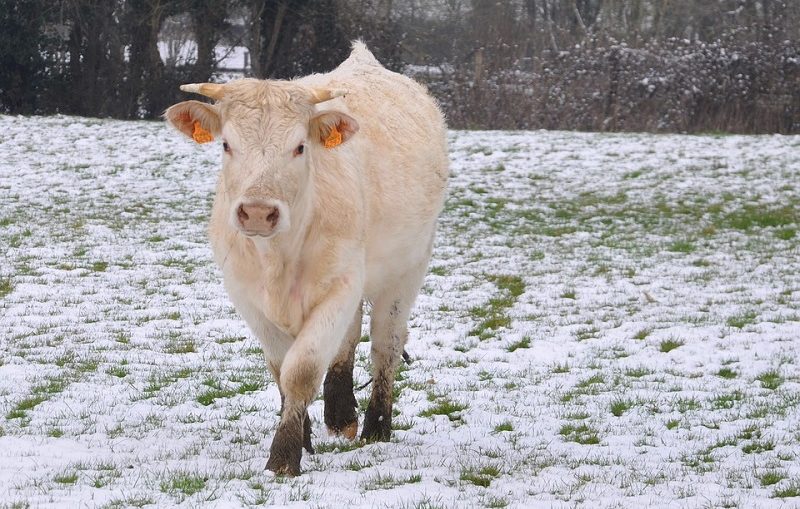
(249, 177, 316, 287)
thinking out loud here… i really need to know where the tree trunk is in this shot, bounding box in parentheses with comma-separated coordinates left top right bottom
(124, 0, 167, 118)
(191, 0, 227, 82)
(261, 0, 288, 77)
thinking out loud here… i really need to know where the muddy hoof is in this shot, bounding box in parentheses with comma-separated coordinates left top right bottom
(327, 421, 358, 440)
(266, 421, 303, 476)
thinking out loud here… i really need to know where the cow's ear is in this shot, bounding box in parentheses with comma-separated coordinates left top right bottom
(164, 100, 221, 144)
(309, 111, 359, 149)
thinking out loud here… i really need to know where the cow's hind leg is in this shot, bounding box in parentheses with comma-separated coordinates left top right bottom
(361, 265, 427, 442)
(324, 303, 362, 439)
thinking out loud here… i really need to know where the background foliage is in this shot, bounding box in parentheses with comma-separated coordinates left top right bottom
(0, 0, 797, 132)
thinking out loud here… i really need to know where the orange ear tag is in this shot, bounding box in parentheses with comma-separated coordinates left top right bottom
(324, 124, 343, 149)
(192, 120, 214, 143)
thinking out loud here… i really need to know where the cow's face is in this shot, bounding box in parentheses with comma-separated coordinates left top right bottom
(165, 80, 358, 239)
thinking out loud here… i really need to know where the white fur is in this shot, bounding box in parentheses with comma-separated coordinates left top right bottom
(167, 42, 449, 409)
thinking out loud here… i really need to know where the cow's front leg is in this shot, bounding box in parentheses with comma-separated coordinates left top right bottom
(324, 303, 362, 439)
(266, 398, 305, 475)
(265, 277, 362, 476)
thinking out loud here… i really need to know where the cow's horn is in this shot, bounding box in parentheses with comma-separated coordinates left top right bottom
(310, 88, 348, 104)
(180, 83, 226, 100)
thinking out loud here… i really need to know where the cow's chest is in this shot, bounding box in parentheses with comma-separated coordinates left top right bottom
(220, 245, 309, 339)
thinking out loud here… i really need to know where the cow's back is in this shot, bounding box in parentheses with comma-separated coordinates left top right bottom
(299, 42, 449, 297)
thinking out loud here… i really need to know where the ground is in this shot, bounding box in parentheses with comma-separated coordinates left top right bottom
(1, 115, 799, 508)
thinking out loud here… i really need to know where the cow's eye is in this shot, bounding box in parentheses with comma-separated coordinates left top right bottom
(223, 141, 231, 153)
(293, 144, 305, 157)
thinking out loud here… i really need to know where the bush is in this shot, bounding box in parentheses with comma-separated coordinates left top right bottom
(422, 36, 799, 133)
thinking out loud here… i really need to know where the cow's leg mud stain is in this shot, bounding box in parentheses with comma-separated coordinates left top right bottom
(324, 304, 362, 438)
(324, 366, 358, 439)
(361, 375, 392, 442)
(266, 404, 305, 476)
(303, 410, 314, 453)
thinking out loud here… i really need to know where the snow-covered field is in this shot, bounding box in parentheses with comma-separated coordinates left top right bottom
(1, 114, 799, 508)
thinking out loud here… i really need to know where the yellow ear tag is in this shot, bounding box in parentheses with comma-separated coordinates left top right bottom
(192, 120, 214, 144)
(324, 124, 343, 149)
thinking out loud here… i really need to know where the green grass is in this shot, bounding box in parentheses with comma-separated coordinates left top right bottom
(742, 440, 774, 454)
(761, 471, 786, 487)
(468, 274, 526, 339)
(314, 440, 366, 454)
(493, 421, 513, 432)
(164, 339, 196, 354)
(723, 205, 797, 231)
(0, 277, 13, 299)
(420, 399, 467, 421)
(429, 266, 448, 276)
(343, 458, 372, 471)
(668, 240, 695, 253)
(54, 472, 78, 484)
(507, 336, 530, 352)
(727, 310, 758, 328)
(675, 397, 701, 413)
(756, 370, 783, 390)
(106, 366, 128, 378)
(32, 377, 69, 395)
(460, 465, 501, 487)
(160, 473, 206, 496)
(625, 367, 651, 378)
(469, 310, 511, 338)
(361, 473, 422, 491)
(552, 362, 570, 373)
(197, 378, 261, 406)
(712, 391, 744, 410)
(773, 481, 800, 498)
(91, 261, 109, 272)
(660, 339, 683, 353)
(576, 374, 604, 388)
(6, 395, 47, 419)
(610, 399, 634, 417)
(559, 423, 600, 445)
(716, 367, 737, 379)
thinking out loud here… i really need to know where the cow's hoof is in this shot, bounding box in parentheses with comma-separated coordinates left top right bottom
(327, 421, 358, 440)
(361, 407, 391, 442)
(266, 447, 302, 476)
(266, 423, 303, 476)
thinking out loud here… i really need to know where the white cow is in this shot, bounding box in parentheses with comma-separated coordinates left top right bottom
(165, 42, 448, 475)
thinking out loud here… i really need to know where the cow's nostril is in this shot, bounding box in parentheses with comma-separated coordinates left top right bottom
(266, 208, 280, 226)
(237, 204, 249, 225)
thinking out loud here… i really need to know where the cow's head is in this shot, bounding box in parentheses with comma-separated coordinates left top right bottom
(165, 80, 359, 239)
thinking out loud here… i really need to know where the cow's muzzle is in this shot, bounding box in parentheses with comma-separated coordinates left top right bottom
(232, 198, 287, 238)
